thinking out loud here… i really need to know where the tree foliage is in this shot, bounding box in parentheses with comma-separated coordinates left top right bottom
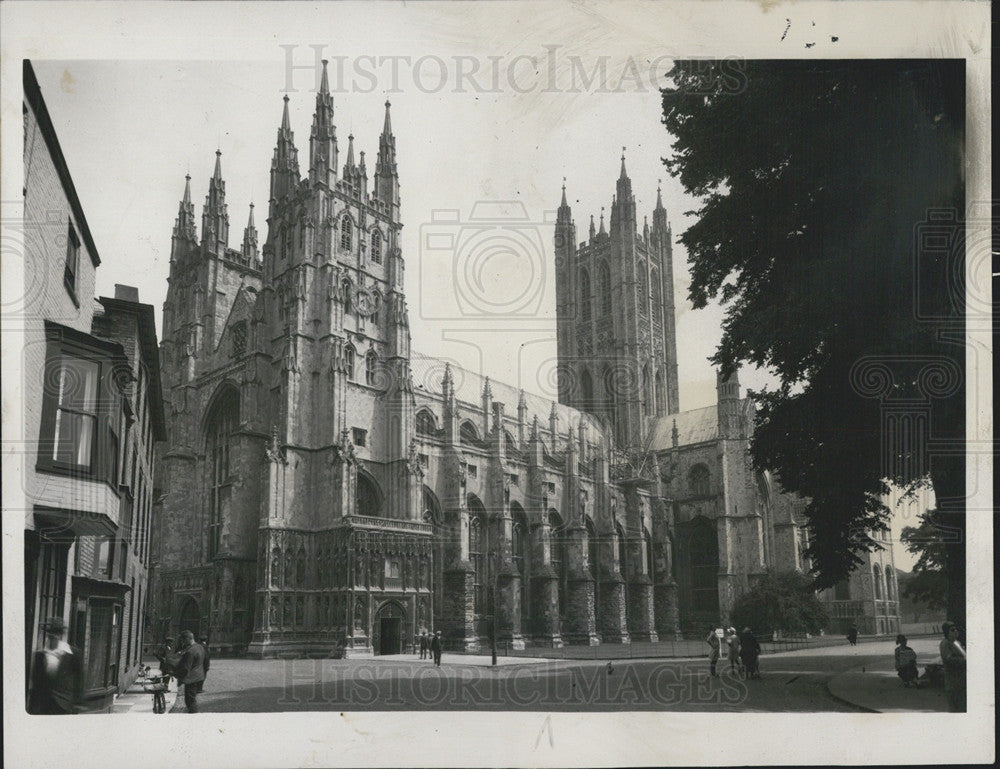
(899, 509, 949, 610)
(729, 570, 829, 636)
(660, 61, 965, 622)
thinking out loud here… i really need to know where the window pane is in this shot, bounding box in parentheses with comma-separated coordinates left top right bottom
(53, 410, 95, 466)
(58, 359, 99, 411)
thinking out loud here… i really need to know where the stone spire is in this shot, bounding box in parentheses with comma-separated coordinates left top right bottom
(242, 202, 258, 261)
(599, 207, 606, 235)
(270, 95, 300, 205)
(201, 150, 229, 255)
(374, 100, 399, 214)
(589, 214, 596, 240)
(309, 59, 338, 185)
(172, 174, 197, 245)
(557, 178, 571, 225)
(653, 179, 669, 233)
(343, 133, 356, 176)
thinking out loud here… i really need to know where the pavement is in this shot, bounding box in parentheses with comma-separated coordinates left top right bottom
(102, 638, 950, 713)
(109, 664, 179, 714)
(821, 636, 949, 713)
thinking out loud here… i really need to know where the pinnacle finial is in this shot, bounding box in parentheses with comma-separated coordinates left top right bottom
(213, 149, 222, 180)
(619, 146, 628, 179)
(281, 94, 291, 130)
(382, 99, 393, 135)
(319, 59, 330, 95)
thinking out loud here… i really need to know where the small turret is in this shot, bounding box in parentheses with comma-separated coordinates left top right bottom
(201, 150, 229, 256)
(309, 59, 339, 186)
(242, 203, 259, 262)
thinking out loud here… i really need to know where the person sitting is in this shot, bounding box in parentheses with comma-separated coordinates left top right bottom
(894, 634, 920, 687)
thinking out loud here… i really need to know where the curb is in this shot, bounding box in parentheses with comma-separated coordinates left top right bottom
(825, 672, 880, 713)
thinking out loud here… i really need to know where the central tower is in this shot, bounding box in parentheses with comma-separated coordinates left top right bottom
(554, 153, 679, 451)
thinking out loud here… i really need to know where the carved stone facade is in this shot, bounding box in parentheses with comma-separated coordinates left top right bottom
(151, 64, 809, 657)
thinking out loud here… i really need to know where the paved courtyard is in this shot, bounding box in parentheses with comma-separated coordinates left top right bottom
(155, 636, 947, 713)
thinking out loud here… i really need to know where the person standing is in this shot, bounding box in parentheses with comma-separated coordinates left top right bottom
(27, 617, 83, 714)
(847, 624, 858, 646)
(172, 630, 207, 714)
(725, 627, 742, 675)
(939, 621, 966, 712)
(894, 634, 919, 687)
(419, 631, 429, 660)
(706, 626, 721, 677)
(739, 627, 761, 679)
(430, 630, 442, 667)
(199, 637, 211, 690)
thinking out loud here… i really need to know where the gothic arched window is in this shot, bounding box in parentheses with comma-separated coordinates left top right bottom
(340, 216, 353, 251)
(690, 464, 711, 497)
(469, 501, 486, 615)
(655, 371, 665, 416)
(357, 472, 381, 517)
(598, 261, 612, 316)
(370, 231, 382, 263)
(344, 344, 356, 380)
(651, 267, 661, 310)
(873, 565, 883, 600)
(416, 409, 437, 436)
(615, 523, 627, 579)
(460, 421, 479, 444)
(512, 506, 529, 620)
(580, 269, 591, 324)
(205, 386, 239, 559)
(642, 363, 651, 411)
(371, 291, 381, 327)
(365, 350, 378, 386)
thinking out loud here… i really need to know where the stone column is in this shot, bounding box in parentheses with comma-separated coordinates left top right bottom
(596, 533, 629, 644)
(531, 518, 563, 647)
(564, 525, 599, 645)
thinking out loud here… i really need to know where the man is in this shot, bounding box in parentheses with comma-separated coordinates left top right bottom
(199, 637, 211, 690)
(739, 627, 762, 680)
(430, 630, 442, 667)
(725, 627, 742, 675)
(172, 630, 207, 713)
(706, 626, 721, 677)
(939, 621, 966, 712)
(27, 617, 83, 714)
(154, 636, 176, 677)
(419, 631, 429, 660)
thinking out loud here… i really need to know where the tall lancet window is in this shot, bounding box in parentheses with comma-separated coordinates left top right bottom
(599, 261, 612, 316)
(580, 269, 591, 324)
(206, 387, 239, 559)
(371, 231, 382, 264)
(340, 216, 352, 251)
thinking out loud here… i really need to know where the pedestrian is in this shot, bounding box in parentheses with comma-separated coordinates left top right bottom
(154, 636, 176, 677)
(939, 621, 966, 712)
(430, 630, 442, 667)
(894, 634, 919, 687)
(419, 631, 429, 660)
(172, 630, 207, 714)
(846, 624, 858, 646)
(27, 617, 83, 714)
(739, 627, 761, 679)
(199, 637, 211, 690)
(725, 627, 742, 675)
(706, 625, 721, 677)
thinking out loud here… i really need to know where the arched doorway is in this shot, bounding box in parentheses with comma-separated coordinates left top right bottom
(372, 600, 406, 655)
(178, 596, 201, 639)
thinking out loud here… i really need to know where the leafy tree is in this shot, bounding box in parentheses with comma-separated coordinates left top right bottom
(660, 60, 966, 623)
(729, 570, 829, 636)
(899, 509, 949, 611)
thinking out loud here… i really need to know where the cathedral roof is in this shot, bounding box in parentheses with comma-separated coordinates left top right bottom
(647, 405, 718, 450)
(646, 397, 755, 451)
(410, 351, 604, 440)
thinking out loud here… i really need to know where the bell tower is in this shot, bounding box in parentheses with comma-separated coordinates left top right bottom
(554, 151, 679, 451)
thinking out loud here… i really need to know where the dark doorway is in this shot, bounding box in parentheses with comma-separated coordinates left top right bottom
(379, 617, 401, 655)
(179, 597, 200, 639)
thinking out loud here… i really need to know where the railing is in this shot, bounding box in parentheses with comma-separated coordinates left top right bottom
(829, 600, 863, 618)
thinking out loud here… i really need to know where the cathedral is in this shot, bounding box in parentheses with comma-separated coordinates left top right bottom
(150, 61, 810, 657)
